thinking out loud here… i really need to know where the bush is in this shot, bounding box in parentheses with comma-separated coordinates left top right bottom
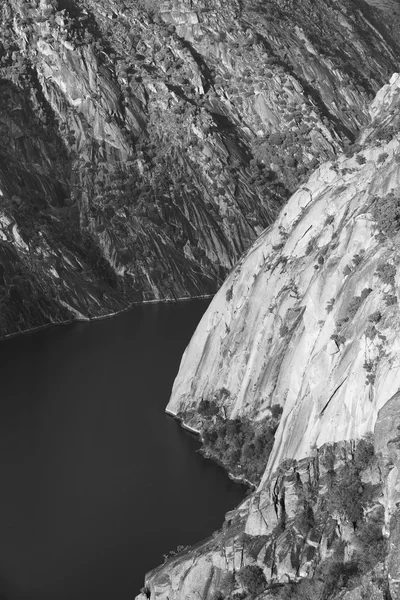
(346, 296, 362, 319)
(295, 504, 315, 533)
(360, 287, 372, 301)
(354, 434, 375, 470)
(326, 464, 363, 523)
(199, 399, 219, 417)
(226, 286, 233, 302)
(352, 252, 364, 267)
(326, 298, 335, 313)
(372, 192, 400, 237)
(238, 565, 266, 595)
(281, 579, 324, 600)
(201, 413, 279, 483)
(331, 332, 346, 345)
(366, 372, 376, 385)
(385, 294, 397, 306)
(211, 572, 235, 600)
(343, 264, 352, 276)
(363, 359, 374, 373)
(356, 511, 387, 573)
(271, 403, 283, 419)
(368, 310, 381, 323)
(365, 324, 377, 339)
(305, 238, 316, 255)
(377, 152, 388, 164)
(375, 261, 396, 285)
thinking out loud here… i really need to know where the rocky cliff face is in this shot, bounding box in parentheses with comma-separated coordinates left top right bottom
(0, 0, 399, 335)
(139, 73, 400, 599)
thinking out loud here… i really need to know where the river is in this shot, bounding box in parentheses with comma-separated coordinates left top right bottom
(0, 300, 246, 599)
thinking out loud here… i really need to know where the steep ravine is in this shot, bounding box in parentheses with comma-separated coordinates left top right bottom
(1, 0, 400, 335)
(138, 73, 400, 599)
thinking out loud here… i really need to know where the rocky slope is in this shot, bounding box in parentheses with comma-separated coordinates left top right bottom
(138, 73, 400, 599)
(1, 0, 400, 335)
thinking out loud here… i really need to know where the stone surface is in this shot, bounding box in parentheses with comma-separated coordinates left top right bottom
(0, 0, 400, 334)
(141, 73, 400, 599)
(167, 73, 400, 475)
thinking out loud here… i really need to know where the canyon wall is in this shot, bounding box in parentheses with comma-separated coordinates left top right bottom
(0, 0, 399, 334)
(139, 72, 400, 600)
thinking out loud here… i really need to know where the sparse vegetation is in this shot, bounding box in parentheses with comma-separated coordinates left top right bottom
(226, 286, 233, 302)
(199, 402, 281, 484)
(377, 152, 389, 164)
(238, 565, 267, 595)
(331, 332, 347, 346)
(365, 324, 378, 340)
(324, 214, 335, 226)
(331, 287, 372, 346)
(305, 238, 316, 255)
(384, 293, 397, 306)
(372, 192, 400, 237)
(375, 261, 396, 285)
(343, 264, 352, 276)
(326, 298, 335, 313)
(368, 310, 382, 323)
(262, 436, 386, 600)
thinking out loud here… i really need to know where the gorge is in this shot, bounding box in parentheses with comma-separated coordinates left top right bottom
(138, 68, 400, 600)
(2, 0, 400, 599)
(1, 0, 400, 335)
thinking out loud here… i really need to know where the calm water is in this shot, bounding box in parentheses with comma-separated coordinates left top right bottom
(0, 300, 246, 600)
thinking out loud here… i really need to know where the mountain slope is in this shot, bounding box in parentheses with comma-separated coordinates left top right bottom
(139, 73, 400, 600)
(0, 0, 400, 334)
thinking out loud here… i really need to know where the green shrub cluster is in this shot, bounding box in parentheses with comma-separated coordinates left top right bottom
(326, 298, 335, 313)
(238, 565, 267, 595)
(355, 510, 387, 573)
(372, 192, 400, 238)
(199, 402, 282, 484)
(326, 436, 375, 524)
(385, 293, 397, 306)
(375, 261, 396, 286)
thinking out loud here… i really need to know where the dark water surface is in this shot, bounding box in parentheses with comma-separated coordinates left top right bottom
(0, 300, 246, 600)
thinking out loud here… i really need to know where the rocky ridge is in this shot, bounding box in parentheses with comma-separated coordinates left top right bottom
(138, 73, 400, 599)
(0, 0, 399, 334)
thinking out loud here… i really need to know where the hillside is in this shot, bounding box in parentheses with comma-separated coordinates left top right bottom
(0, 0, 399, 334)
(138, 72, 400, 600)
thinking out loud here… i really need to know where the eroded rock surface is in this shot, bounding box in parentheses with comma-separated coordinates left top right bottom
(1, 0, 400, 334)
(168, 73, 400, 474)
(140, 73, 400, 599)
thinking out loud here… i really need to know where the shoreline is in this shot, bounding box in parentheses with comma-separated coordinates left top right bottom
(165, 409, 255, 489)
(1, 293, 214, 342)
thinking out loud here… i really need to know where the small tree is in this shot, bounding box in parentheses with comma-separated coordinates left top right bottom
(238, 565, 267, 595)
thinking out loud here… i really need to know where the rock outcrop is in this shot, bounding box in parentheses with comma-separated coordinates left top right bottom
(1, 0, 400, 334)
(139, 73, 400, 599)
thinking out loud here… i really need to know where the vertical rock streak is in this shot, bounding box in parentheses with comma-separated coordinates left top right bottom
(144, 73, 400, 598)
(0, 0, 399, 334)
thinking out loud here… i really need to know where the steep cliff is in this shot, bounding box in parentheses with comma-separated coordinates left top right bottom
(139, 73, 400, 599)
(1, 0, 400, 334)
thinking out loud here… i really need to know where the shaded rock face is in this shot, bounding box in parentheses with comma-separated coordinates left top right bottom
(0, 0, 399, 334)
(141, 439, 391, 600)
(140, 74, 400, 597)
